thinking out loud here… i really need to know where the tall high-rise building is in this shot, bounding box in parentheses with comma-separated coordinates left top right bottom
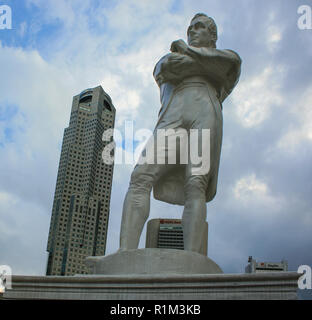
(46, 86, 116, 276)
(145, 218, 208, 255)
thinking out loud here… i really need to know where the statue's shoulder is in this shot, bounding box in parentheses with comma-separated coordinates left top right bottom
(153, 53, 171, 78)
(222, 49, 242, 65)
(155, 53, 171, 67)
(218, 49, 242, 102)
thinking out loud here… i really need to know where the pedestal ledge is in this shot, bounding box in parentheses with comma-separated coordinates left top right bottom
(85, 248, 223, 275)
(3, 272, 300, 300)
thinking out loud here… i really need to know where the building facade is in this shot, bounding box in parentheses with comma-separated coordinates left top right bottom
(245, 256, 288, 273)
(145, 218, 208, 255)
(46, 86, 115, 275)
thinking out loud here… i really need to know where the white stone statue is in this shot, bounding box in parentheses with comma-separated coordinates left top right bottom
(119, 13, 241, 253)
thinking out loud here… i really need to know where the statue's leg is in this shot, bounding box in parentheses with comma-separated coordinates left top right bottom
(119, 163, 170, 250)
(119, 165, 152, 250)
(182, 126, 209, 253)
(182, 175, 208, 253)
(180, 83, 221, 254)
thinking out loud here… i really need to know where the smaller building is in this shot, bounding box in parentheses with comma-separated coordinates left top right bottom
(245, 256, 288, 273)
(145, 218, 208, 256)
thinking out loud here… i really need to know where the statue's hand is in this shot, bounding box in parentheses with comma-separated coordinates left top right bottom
(167, 52, 193, 70)
(160, 53, 194, 84)
(170, 39, 188, 54)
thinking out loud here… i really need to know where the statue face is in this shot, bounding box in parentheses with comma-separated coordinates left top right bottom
(187, 16, 213, 48)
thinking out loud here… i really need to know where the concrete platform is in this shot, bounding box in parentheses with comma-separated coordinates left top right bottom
(2, 272, 300, 300)
(85, 249, 223, 275)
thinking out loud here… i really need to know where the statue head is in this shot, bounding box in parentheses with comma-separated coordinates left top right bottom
(187, 13, 217, 48)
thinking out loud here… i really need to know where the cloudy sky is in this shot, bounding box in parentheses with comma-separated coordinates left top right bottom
(0, 0, 311, 295)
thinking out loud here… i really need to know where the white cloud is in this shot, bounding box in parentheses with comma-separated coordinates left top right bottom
(267, 25, 282, 53)
(278, 86, 312, 151)
(233, 174, 285, 213)
(234, 174, 268, 198)
(0, 190, 49, 275)
(18, 22, 27, 38)
(267, 26, 282, 44)
(265, 9, 283, 50)
(231, 66, 285, 127)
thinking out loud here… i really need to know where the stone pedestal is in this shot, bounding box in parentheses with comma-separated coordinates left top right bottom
(2, 272, 300, 300)
(85, 249, 222, 275)
(2, 250, 300, 299)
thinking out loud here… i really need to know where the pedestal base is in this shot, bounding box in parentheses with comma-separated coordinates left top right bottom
(2, 272, 300, 300)
(85, 249, 223, 275)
